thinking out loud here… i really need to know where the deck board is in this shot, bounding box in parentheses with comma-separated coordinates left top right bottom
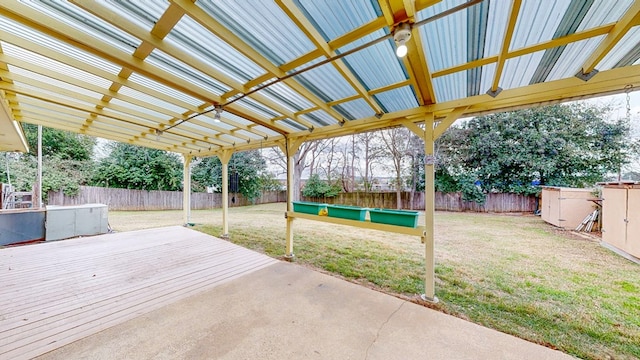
(0, 226, 278, 360)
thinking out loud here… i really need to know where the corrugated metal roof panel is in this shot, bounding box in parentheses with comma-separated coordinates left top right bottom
(374, 86, 419, 113)
(102, 1, 168, 32)
(433, 72, 466, 102)
(501, 51, 545, 90)
(281, 118, 308, 131)
(0, 19, 121, 75)
(9, 66, 103, 100)
(251, 125, 280, 138)
(118, 86, 188, 115)
(546, 36, 605, 81)
(233, 97, 281, 119)
(294, 0, 381, 42)
(479, 63, 498, 95)
(168, 16, 265, 84)
(597, 27, 640, 70)
(483, 0, 510, 58)
(128, 73, 202, 108)
(293, 59, 358, 101)
(301, 110, 336, 127)
(109, 98, 172, 122)
(333, 98, 376, 120)
(1, 43, 114, 89)
(418, 0, 467, 72)
(339, 31, 407, 90)
(528, 0, 596, 84)
(577, 0, 634, 31)
(147, 49, 231, 96)
(261, 82, 315, 113)
(26, 1, 140, 54)
(16, 82, 96, 108)
(197, 0, 315, 66)
(510, 0, 572, 51)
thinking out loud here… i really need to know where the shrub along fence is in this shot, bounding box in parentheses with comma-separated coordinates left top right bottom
(49, 186, 536, 213)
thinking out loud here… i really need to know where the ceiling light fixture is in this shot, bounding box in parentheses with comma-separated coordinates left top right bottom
(213, 105, 223, 122)
(393, 23, 412, 58)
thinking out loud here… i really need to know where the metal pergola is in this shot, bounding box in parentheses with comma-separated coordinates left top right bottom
(1, 0, 639, 300)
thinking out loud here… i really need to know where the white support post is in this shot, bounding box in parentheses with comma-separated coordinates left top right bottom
(182, 154, 192, 226)
(422, 113, 438, 303)
(37, 125, 43, 208)
(219, 150, 233, 239)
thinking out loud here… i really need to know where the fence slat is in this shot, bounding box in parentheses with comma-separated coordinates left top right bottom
(49, 187, 535, 213)
(47, 187, 286, 211)
(303, 191, 536, 213)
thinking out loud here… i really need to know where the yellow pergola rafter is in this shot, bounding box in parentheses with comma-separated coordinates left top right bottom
(0, 1, 291, 137)
(276, 0, 384, 114)
(0, 81, 231, 149)
(489, 0, 522, 95)
(73, 0, 320, 133)
(382, 0, 437, 105)
(579, 0, 640, 78)
(169, 0, 346, 125)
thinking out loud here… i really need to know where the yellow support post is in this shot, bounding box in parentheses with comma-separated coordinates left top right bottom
(422, 112, 438, 303)
(219, 149, 233, 239)
(285, 141, 296, 260)
(182, 154, 192, 226)
(281, 137, 304, 260)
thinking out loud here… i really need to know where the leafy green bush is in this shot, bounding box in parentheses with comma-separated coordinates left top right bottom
(302, 174, 341, 198)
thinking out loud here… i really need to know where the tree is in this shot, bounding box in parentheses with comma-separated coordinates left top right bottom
(23, 123, 95, 161)
(191, 150, 268, 201)
(91, 142, 182, 191)
(301, 173, 341, 198)
(267, 140, 325, 201)
(437, 103, 636, 196)
(380, 127, 413, 209)
(1, 125, 96, 199)
(355, 131, 385, 192)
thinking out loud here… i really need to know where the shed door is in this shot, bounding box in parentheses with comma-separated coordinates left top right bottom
(626, 189, 640, 258)
(602, 188, 627, 251)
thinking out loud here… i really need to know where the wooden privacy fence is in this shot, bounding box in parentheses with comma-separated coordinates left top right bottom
(49, 186, 536, 213)
(303, 191, 537, 213)
(48, 186, 286, 211)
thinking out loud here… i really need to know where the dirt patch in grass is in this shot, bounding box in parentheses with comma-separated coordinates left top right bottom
(109, 203, 640, 360)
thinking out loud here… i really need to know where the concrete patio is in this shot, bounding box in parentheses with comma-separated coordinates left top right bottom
(1, 227, 574, 359)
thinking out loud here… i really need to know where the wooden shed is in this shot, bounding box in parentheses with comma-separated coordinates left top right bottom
(541, 187, 595, 230)
(602, 183, 640, 259)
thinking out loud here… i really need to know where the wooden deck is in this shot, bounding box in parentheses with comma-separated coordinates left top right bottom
(0, 226, 278, 360)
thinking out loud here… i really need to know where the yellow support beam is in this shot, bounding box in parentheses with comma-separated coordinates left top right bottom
(434, 106, 469, 138)
(71, 0, 303, 134)
(0, 2, 223, 106)
(275, 0, 384, 114)
(490, 0, 522, 93)
(1, 82, 228, 149)
(400, 120, 425, 140)
(580, 0, 640, 76)
(219, 149, 233, 238)
(170, 0, 345, 124)
(423, 111, 437, 302)
(328, 17, 388, 50)
(383, 0, 437, 104)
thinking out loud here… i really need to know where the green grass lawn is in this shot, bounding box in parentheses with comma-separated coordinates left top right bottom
(109, 203, 640, 360)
